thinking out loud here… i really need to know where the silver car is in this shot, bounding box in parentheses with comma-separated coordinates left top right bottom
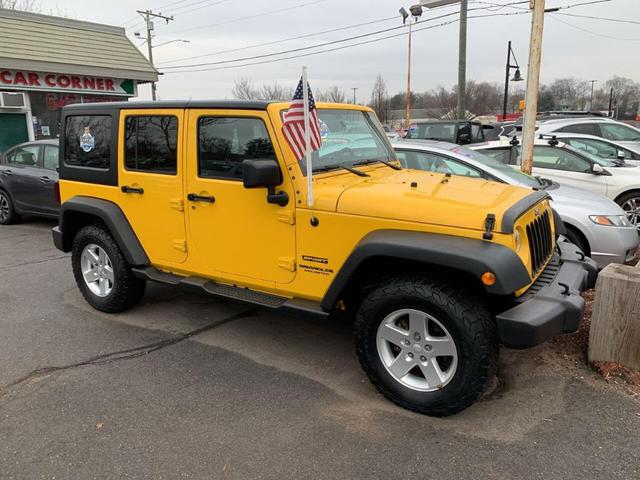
(392, 139, 639, 268)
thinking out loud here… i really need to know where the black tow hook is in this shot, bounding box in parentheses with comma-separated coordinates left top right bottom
(576, 251, 585, 261)
(558, 282, 571, 296)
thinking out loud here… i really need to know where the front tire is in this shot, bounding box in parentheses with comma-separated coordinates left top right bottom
(71, 225, 146, 313)
(617, 191, 640, 229)
(354, 275, 497, 416)
(0, 190, 20, 225)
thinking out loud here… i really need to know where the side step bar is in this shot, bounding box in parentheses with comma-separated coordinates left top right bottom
(132, 267, 329, 320)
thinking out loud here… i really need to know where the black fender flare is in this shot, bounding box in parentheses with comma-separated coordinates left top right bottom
(54, 196, 149, 266)
(321, 230, 531, 310)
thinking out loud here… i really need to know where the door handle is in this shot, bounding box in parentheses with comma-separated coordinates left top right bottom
(187, 193, 215, 203)
(2, 169, 12, 176)
(121, 185, 144, 194)
(40, 176, 51, 183)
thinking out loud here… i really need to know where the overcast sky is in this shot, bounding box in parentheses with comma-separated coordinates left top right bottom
(44, 0, 640, 101)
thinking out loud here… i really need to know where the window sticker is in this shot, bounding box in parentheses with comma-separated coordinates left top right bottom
(80, 126, 95, 153)
(319, 119, 329, 138)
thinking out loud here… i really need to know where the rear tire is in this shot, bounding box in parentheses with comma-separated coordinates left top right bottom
(354, 275, 497, 416)
(0, 190, 20, 225)
(71, 225, 146, 313)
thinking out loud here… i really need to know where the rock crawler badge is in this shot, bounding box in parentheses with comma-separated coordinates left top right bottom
(80, 126, 95, 153)
(319, 119, 329, 139)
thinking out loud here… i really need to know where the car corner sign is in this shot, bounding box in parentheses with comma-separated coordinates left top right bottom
(0, 69, 137, 97)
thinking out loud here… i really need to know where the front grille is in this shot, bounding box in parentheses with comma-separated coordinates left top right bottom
(526, 210, 553, 275)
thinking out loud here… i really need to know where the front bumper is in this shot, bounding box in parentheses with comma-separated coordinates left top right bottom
(588, 225, 639, 269)
(496, 240, 598, 349)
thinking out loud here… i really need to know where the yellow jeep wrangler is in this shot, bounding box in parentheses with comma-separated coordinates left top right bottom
(52, 101, 596, 416)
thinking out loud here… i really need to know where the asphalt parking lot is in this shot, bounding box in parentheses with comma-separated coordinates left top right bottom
(1, 219, 639, 479)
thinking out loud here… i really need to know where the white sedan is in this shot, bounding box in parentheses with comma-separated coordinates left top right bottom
(471, 137, 640, 227)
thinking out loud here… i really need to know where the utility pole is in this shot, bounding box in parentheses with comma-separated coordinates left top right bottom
(520, 0, 545, 175)
(456, 0, 468, 119)
(405, 17, 413, 130)
(351, 87, 358, 104)
(608, 87, 614, 117)
(589, 79, 597, 111)
(137, 10, 174, 101)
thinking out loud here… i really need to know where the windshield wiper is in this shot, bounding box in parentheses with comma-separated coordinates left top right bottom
(313, 164, 370, 177)
(353, 158, 402, 171)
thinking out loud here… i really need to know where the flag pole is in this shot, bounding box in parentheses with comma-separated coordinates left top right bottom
(302, 66, 314, 207)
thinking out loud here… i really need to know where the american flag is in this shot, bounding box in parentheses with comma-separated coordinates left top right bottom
(282, 77, 322, 161)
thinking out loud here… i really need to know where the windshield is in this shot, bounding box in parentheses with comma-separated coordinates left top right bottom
(448, 145, 540, 188)
(297, 109, 395, 174)
(408, 123, 457, 142)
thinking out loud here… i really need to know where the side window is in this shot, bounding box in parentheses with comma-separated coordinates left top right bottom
(599, 123, 640, 142)
(558, 123, 598, 136)
(533, 146, 591, 172)
(7, 145, 40, 167)
(124, 116, 178, 174)
(198, 117, 275, 180)
(565, 138, 617, 159)
(43, 145, 59, 171)
(64, 115, 112, 169)
(482, 148, 513, 165)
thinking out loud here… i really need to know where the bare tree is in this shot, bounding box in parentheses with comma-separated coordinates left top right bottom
(369, 74, 389, 123)
(258, 82, 291, 101)
(317, 86, 346, 103)
(0, 0, 41, 11)
(232, 78, 258, 100)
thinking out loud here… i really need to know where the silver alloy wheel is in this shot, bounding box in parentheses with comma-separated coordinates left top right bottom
(80, 244, 114, 298)
(622, 196, 640, 228)
(376, 308, 458, 392)
(0, 192, 9, 222)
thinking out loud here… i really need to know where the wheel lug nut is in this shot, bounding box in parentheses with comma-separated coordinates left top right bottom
(407, 352, 414, 358)
(424, 344, 432, 352)
(403, 339, 410, 346)
(413, 333, 421, 341)
(420, 356, 427, 362)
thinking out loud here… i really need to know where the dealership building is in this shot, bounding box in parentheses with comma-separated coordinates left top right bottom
(0, 8, 158, 151)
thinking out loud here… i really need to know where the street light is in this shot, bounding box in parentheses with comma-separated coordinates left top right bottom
(154, 39, 190, 48)
(502, 40, 524, 121)
(400, 4, 423, 134)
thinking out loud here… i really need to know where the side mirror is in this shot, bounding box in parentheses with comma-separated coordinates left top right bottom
(591, 163, 611, 176)
(617, 150, 626, 160)
(242, 159, 289, 206)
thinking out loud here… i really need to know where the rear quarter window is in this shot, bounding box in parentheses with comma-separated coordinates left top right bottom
(64, 115, 112, 169)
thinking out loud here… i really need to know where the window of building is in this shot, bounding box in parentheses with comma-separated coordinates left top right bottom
(198, 117, 275, 180)
(64, 115, 111, 169)
(124, 116, 178, 174)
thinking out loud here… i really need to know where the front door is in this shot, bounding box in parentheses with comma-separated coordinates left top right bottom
(3, 144, 44, 213)
(0, 113, 29, 153)
(185, 109, 296, 285)
(117, 109, 187, 265)
(531, 146, 608, 196)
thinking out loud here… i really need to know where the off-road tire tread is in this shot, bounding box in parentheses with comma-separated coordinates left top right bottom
(72, 225, 146, 313)
(354, 274, 497, 416)
(0, 189, 20, 225)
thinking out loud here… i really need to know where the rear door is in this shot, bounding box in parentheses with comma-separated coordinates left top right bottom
(3, 144, 45, 213)
(117, 109, 187, 266)
(40, 144, 60, 214)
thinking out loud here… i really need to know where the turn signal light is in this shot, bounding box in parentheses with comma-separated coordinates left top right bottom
(481, 272, 496, 286)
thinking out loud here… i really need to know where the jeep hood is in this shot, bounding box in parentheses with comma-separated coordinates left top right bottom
(316, 169, 534, 232)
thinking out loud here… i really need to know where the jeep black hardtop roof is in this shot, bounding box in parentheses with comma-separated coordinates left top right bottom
(63, 100, 274, 111)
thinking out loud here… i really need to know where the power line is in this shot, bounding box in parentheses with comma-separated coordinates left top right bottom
(555, 12, 640, 25)
(548, 14, 640, 40)
(159, 4, 511, 69)
(163, 10, 532, 74)
(164, 0, 231, 17)
(156, 16, 398, 65)
(156, 0, 327, 37)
